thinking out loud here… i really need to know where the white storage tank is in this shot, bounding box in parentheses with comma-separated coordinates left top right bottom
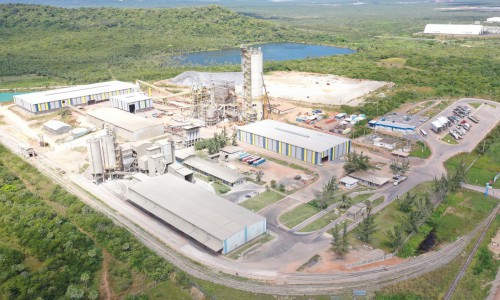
(101, 135, 116, 170)
(87, 138, 104, 175)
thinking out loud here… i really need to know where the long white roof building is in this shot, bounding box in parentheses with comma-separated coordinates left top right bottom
(424, 24, 483, 35)
(237, 119, 351, 165)
(14, 81, 136, 114)
(127, 174, 266, 254)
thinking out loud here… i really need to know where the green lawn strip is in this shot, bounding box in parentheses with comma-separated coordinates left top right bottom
(372, 196, 385, 208)
(442, 134, 459, 145)
(351, 193, 374, 205)
(410, 141, 431, 159)
(445, 152, 500, 189)
(240, 190, 284, 212)
(194, 173, 209, 182)
(213, 181, 230, 194)
(298, 210, 339, 233)
(469, 102, 482, 109)
(451, 215, 500, 300)
(279, 203, 320, 229)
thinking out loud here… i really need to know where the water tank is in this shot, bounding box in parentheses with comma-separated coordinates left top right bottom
(101, 135, 116, 170)
(87, 138, 104, 175)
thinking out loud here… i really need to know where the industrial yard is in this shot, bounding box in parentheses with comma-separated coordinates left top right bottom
(1, 45, 499, 297)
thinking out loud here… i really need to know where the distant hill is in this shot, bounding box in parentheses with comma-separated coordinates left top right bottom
(0, 4, 311, 86)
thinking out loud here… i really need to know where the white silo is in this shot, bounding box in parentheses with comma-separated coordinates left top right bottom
(87, 138, 104, 175)
(241, 46, 264, 122)
(101, 135, 116, 170)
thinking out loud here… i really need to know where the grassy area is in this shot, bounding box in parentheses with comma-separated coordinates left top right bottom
(240, 190, 284, 212)
(351, 193, 374, 205)
(372, 196, 385, 208)
(445, 152, 500, 189)
(410, 141, 431, 159)
(299, 210, 339, 233)
(376, 234, 478, 299)
(423, 100, 452, 118)
(279, 203, 320, 229)
(442, 134, 459, 145)
(194, 173, 209, 182)
(227, 233, 274, 260)
(370, 183, 432, 252)
(213, 181, 231, 194)
(434, 189, 498, 244)
(451, 216, 500, 300)
(469, 102, 482, 109)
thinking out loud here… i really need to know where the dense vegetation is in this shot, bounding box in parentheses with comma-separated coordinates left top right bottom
(0, 4, 315, 86)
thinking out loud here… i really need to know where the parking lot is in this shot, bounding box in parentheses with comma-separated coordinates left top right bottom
(428, 103, 478, 143)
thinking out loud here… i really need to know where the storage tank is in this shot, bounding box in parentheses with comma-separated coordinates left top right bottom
(101, 135, 116, 170)
(87, 138, 104, 175)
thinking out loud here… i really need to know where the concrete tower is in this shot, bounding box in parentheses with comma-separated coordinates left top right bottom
(241, 46, 264, 122)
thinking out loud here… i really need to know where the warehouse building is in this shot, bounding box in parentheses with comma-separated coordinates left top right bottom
(110, 92, 153, 113)
(86, 108, 164, 141)
(368, 120, 416, 134)
(13, 81, 137, 114)
(183, 157, 246, 186)
(127, 174, 266, 254)
(237, 120, 351, 165)
(424, 24, 484, 35)
(43, 120, 72, 135)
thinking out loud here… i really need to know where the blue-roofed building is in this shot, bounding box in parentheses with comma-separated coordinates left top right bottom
(368, 120, 416, 134)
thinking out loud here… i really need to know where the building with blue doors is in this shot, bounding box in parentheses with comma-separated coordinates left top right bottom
(14, 81, 136, 114)
(237, 120, 351, 165)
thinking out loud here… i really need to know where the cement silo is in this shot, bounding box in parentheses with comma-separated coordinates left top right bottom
(87, 138, 104, 181)
(241, 46, 264, 122)
(101, 135, 117, 170)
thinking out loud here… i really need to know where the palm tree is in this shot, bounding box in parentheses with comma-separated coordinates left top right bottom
(338, 194, 352, 209)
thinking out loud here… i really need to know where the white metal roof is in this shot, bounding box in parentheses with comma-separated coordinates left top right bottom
(111, 92, 151, 103)
(183, 157, 245, 184)
(431, 120, 444, 128)
(43, 120, 71, 131)
(221, 146, 243, 154)
(127, 174, 265, 242)
(238, 120, 350, 152)
(424, 24, 483, 35)
(350, 171, 390, 186)
(340, 176, 359, 185)
(86, 107, 163, 132)
(14, 81, 136, 105)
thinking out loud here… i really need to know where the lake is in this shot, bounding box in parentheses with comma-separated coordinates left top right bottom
(0, 92, 26, 103)
(172, 43, 355, 66)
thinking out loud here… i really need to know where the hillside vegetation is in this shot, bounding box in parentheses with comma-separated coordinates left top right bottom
(0, 4, 315, 86)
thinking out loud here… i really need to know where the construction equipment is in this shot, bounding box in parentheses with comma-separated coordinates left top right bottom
(261, 72, 273, 120)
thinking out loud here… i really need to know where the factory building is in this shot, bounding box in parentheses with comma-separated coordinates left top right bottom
(126, 174, 266, 254)
(368, 120, 416, 134)
(110, 92, 153, 113)
(13, 81, 137, 114)
(237, 120, 351, 165)
(86, 107, 164, 141)
(424, 24, 484, 35)
(43, 120, 71, 135)
(183, 157, 246, 186)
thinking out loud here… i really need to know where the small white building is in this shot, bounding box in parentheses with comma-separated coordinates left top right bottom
(19, 143, 35, 157)
(486, 17, 500, 23)
(374, 137, 397, 150)
(424, 24, 483, 35)
(110, 92, 153, 113)
(220, 146, 244, 160)
(339, 176, 359, 189)
(43, 120, 72, 135)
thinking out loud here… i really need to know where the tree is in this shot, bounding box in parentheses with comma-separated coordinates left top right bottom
(398, 192, 416, 213)
(314, 176, 339, 209)
(358, 207, 376, 242)
(338, 194, 352, 209)
(66, 285, 84, 299)
(279, 184, 285, 192)
(387, 225, 405, 250)
(331, 222, 350, 258)
(390, 158, 410, 176)
(231, 131, 238, 146)
(270, 180, 276, 189)
(343, 151, 370, 174)
(256, 172, 262, 183)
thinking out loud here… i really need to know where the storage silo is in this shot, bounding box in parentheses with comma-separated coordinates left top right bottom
(101, 135, 117, 170)
(87, 138, 104, 175)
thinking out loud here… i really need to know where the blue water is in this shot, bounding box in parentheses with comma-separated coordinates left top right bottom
(0, 92, 26, 103)
(172, 43, 355, 66)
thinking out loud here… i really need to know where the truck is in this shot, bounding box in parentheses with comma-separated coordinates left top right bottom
(468, 115, 479, 123)
(252, 158, 266, 166)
